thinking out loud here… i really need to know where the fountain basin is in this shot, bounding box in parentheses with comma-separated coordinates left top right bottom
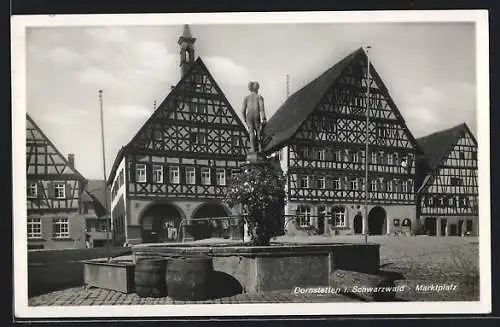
(132, 241, 380, 293)
(83, 259, 135, 293)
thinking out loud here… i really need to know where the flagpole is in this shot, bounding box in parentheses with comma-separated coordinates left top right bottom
(364, 46, 371, 244)
(99, 90, 111, 262)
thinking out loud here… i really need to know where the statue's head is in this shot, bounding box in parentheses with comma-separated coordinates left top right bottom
(248, 81, 260, 92)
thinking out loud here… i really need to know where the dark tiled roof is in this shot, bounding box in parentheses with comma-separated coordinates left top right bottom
(263, 48, 365, 152)
(416, 123, 468, 171)
(82, 179, 110, 214)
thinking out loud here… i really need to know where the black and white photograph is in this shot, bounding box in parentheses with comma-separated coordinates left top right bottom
(12, 11, 490, 318)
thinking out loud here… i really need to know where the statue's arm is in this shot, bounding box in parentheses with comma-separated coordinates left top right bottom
(241, 96, 247, 121)
(259, 96, 266, 123)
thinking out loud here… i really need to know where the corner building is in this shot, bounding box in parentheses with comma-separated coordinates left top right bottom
(263, 48, 420, 236)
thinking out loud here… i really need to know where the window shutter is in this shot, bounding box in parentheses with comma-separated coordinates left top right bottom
(65, 183, 72, 199)
(165, 166, 170, 184)
(130, 162, 136, 182)
(179, 166, 185, 184)
(210, 168, 216, 185)
(325, 177, 332, 189)
(47, 182, 54, 198)
(195, 167, 201, 185)
(146, 163, 152, 183)
(37, 182, 44, 198)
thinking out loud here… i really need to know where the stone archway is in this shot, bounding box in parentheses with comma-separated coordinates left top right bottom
(190, 202, 232, 240)
(139, 203, 183, 243)
(368, 206, 386, 235)
(353, 214, 363, 234)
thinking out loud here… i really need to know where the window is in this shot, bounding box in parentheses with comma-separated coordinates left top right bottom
(459, 152, 465, 160)
(387, 153, 393, 165)
(185, 167, 195, 185)
(393, 153, 399, 165)
(393, 218, 400, 226)
(450, 177, 462, 186)
(169, 166, 180, 184)
(190, 132, 207, 145)
(136, 164, 146, 183)
(370, 179, 377, 191)
(27, 182, 37, 198)
(460, 196, 469, 207)
(199, 133, 207, 145)
(334, 150, 342, 162)
(296, 206, 311, 227)
(332, 206, 346, 227)
(201, 168, 211, 185)
(349, 178, 358, 190)
(54, 183, 66, 199)
(231, 135, 240, 147)
(393, 179, 399, 192)
(371, 152, 377, 164)
(439, 197, 445, 206)
(152, 165, 163, 183)
(315, 148, 325, 161)
(27, 218, 42, 239)
(448, 197, 455, 206)
(427, 196, 434, 206)
(230, 169, 240, 181)
(332, 178, 340, 190)
(52, 218, 69, 238)
(299, 175, 309, 188)
(216, 169, 226, 186)
(317, 177, 325, 189)
(471, 151, 477, 160)
(386, 180, 393, 192)
(352, 151, 359, 162)
(402, 180, 408, 193)
(298, 146, 308, 159)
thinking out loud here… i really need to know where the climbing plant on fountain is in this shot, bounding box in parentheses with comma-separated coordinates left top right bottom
(224, 162, 287, 246)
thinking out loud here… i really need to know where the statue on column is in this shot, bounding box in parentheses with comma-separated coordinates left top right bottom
(242, 81, 267, 154)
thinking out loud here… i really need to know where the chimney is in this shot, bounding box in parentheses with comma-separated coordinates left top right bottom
(68, 153, 75, 167)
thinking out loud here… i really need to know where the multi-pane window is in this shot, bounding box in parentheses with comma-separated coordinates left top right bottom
(387, 153, 393, 165)
(393, 179, 399, 192)
(298, 146, 308, 159)
(349, 178, 358, 190)
(439, 197, 445, 206)
(185, 167, 195, 185)
(231, 135, 240, 147)
(334, 150, 342, 162)
(136, 163, 146, 183)
(332, 206, 346, 227)
(332, 178, 340, 190)
(448, 197, 455, 206)
(27, 218, 42, 239)
(152, 165, 163, 183)
(54, 183, 66, 199)
(216, 169, 226, 186)
(52, 217, 69, 238)
(317, 177, 325, 189)
(201, 168, 211, 185)
(27, 182, 37, 198)
(370, 179, 377, 191)
(427, 196, 434, 206)
(393, 153, 399, 165)
(402, 179, 408, 193)
(386, 180, 393, 192)
(299, 175, 309, 188)
(296, 206, 311, 227)
(189, 132, 207, 145)
(315, 148, 325, 161)
(371, 152, 377, 164)
(169, 166, 180, 184)
(352, 151, 359, 162)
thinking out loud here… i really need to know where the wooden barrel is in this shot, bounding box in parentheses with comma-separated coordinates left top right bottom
(166, 256, 213, 301)
(134, 258, 167, 298)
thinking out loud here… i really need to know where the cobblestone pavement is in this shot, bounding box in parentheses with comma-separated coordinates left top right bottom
(29, 286, 361, 306)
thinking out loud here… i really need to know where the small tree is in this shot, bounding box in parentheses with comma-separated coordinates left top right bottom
(224, 163, 286, 246)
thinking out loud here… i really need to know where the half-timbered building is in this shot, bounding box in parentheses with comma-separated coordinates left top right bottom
(416, 123, 479, 236)
(107, 25, 249, 244)
(263, 48, 420, 236)
(26, 114, 87, 250)
(81, 179, 112, 247)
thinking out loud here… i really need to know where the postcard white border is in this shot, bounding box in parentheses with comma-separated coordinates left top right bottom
(12, 10, 491, 318)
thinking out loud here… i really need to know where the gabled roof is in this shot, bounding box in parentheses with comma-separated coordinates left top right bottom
(26, 113, 87, 182)
(263, 48, 364, 152)
(416, 122, 477, 193)
(107, 57, 248, 185)
(416, 123, 475, 171)
(82, 179, 109, 208)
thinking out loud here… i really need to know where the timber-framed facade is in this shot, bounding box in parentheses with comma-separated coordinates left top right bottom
(26, 114, 88, 250)
(416, 123, 479, 236)
(263, 48, 421, 236)
(107, 25, 249, 244)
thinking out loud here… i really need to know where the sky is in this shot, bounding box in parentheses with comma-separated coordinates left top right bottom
(25, 21, 477, 180)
